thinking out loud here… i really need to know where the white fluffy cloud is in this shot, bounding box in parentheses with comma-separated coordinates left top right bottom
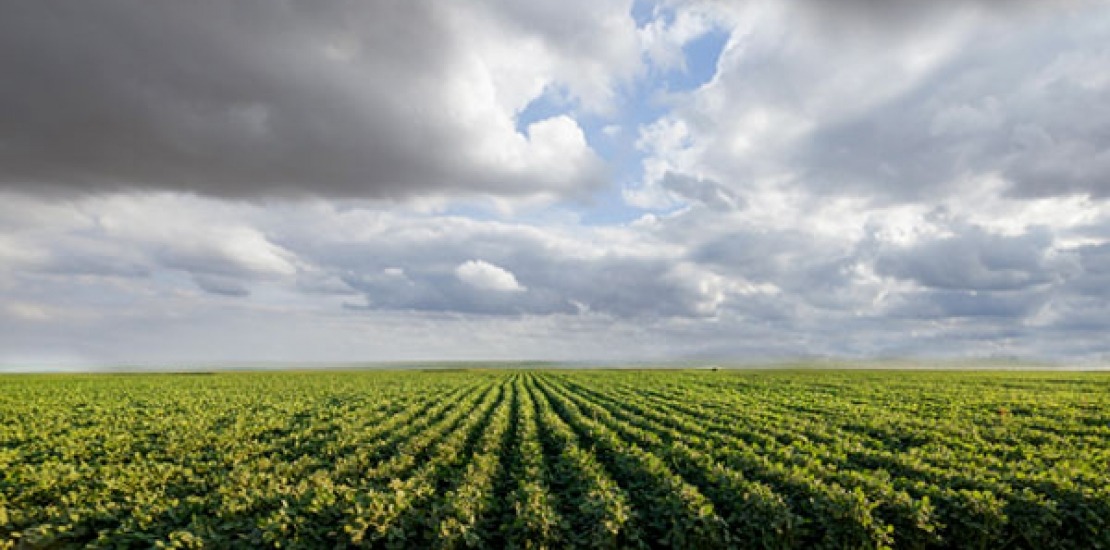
(456, 260, 527, 293)
(4, 186, 1110, 364)
(634, 0, 1110, 203)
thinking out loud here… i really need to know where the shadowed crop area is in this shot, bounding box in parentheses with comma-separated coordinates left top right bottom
(1, 369, 1108, 548)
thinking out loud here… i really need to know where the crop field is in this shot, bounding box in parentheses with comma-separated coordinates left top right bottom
(1, 370, 1108, 548)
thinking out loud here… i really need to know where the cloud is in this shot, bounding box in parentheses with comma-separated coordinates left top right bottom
(660, 172, 744, 211)
(281, 206, 734, 318)
(155, 226, 297, 280)
(872, 225, 1063, 292)
(0, 193, 748, 320)
(0, 1, 637, 200)
(192, 274, 250, 297)
(636, 1, 1110, 204)
(0, 192, 300, 297)
(5, 190, 1110, 361)
(790, 0, 1055, 37)
(885, 288, 1050, 321)
(455, 260, 527, 293)
(798, 23, 1110, 200)
(5, 2, 1110, 364)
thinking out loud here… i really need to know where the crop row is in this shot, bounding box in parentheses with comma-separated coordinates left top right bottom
(1, 369, 1108, 548)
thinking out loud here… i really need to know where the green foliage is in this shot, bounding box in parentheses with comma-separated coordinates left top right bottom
(0, 369, 1108, 548)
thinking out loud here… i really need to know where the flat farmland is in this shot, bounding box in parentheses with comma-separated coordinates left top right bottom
(1, 369, 1108, 548)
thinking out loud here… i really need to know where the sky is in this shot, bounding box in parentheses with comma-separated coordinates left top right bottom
(3, 0, 1110, 366)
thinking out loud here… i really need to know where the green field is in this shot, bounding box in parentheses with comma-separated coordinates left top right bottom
(1, 370, 1108, 548)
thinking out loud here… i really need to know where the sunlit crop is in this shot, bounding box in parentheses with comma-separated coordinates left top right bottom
(1, 369, 1107, 548)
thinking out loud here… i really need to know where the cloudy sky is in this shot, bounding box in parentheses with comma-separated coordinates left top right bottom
(3, 0, 1110, 366)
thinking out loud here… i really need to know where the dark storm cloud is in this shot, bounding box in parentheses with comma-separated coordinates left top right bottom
(1004, 118, 1110, 199)
(192, 274, 250, 297)
(863, 221, 1076, 322)
(794, 0, 1050, 36)
(873, 225, 1062, 292)
(0, 1, 605, 199)
(693, 229, 850, 293)
(1063, 243, 1110, 298)
(886, 289, 1049, 320)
